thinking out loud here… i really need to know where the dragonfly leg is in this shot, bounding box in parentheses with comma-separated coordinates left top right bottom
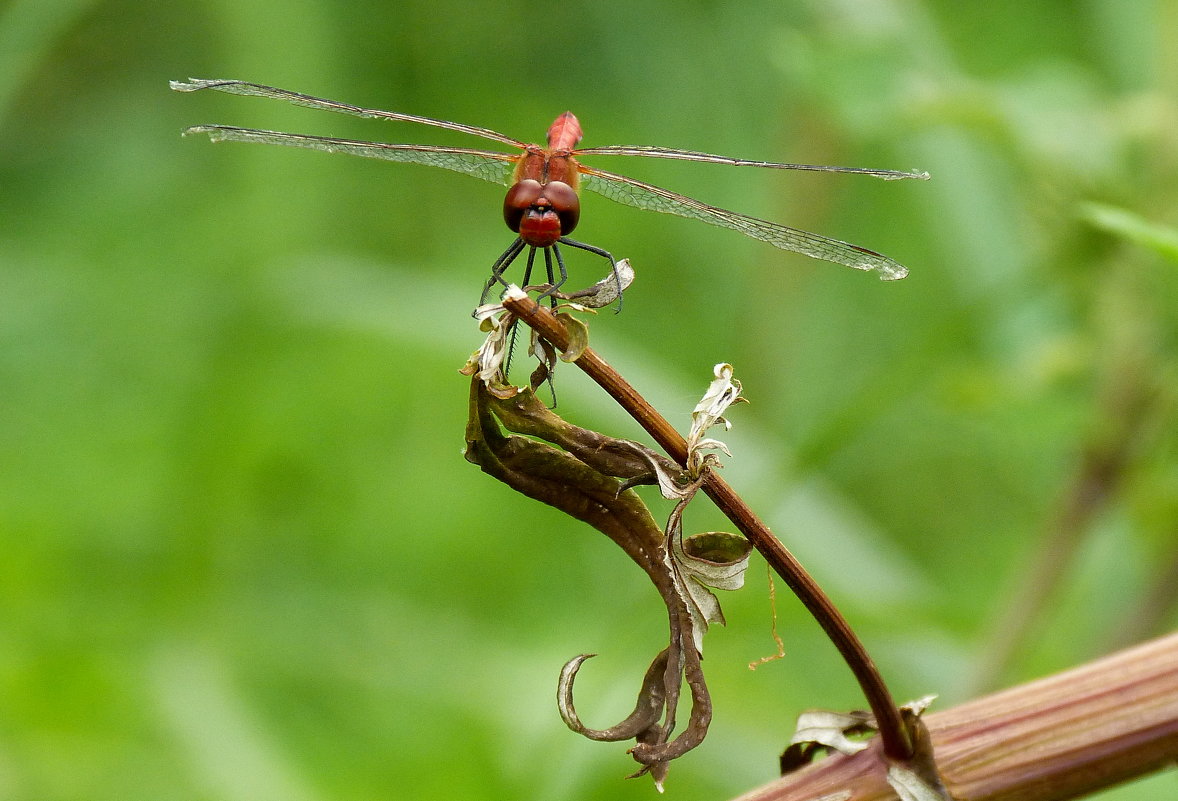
(520, 246, 539, 290)
(549, 245, 569, 305)
(533, 246, 567, 308)
(558, 237, 623, 312)
(480, 237, 527, 305)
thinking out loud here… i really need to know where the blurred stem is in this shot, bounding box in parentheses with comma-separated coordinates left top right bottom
(501, 294, 914, 762)
(1109, 550, 1178, 651)
(969, 309, 1160, 694)
(0, 0, 99, 127)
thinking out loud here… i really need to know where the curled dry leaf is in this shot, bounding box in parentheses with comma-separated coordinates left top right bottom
(558, 650, 671, 751)
(463, 377, 745, 788)
(613, 438, 696, 500)
(780, 709, 875, 772)
(662, 363, 750, 652)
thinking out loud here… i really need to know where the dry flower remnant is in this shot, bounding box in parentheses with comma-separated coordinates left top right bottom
(463, 337, 752, 789)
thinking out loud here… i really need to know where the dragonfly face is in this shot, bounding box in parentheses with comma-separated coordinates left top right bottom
(503, 179, 580, 247)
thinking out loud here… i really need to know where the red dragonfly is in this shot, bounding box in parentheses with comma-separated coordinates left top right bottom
(173, 79, 927, 303)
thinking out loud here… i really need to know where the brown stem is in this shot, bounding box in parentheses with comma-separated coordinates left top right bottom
(501, 294, 914, 761)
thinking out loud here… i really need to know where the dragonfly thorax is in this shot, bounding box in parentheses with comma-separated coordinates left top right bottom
(503, 179, 580, 247)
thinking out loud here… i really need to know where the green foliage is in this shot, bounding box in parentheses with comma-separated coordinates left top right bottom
(1, 1, 1175, 799)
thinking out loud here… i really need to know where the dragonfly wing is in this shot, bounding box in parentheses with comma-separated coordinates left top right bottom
(578, 166, 909, 280)
(184, 126, 518, 186)
(172, 79, 527, 149)
(576, 145, 929, 181)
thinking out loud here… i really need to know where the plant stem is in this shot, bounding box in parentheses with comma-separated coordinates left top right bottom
(733, 632, 1178, 801)
(968, 354, 1154, 694)
(501, 293, 914, 762)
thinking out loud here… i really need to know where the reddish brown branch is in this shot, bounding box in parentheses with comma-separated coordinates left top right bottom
(501, 294, 914, 762)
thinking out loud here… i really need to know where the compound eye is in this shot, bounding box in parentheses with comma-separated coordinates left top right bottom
(503, 180, 544, 232)
(542, 180, 580, 235)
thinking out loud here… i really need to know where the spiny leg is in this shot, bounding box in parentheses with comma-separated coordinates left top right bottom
(541, 247, 561, 405)
(479, 237, 527, 306)
(545, 245, 570, 307)
(558, 237, 623, 312)
(533, 248, 556, 309)
(503, 247, 540, 380)
(515, 247, 560, 405)
(544, 248, 555, 300)
(520, 246, 539, 292)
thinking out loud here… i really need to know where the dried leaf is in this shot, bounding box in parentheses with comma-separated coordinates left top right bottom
(692, 363, 743, 425)
(780, 707, 877, 773)
(886, 698, 954, 801)
(557, 651, 668, 742)
(557, 258, 635, 308)
(464, 378, 712, 786)
(666, 498, 753, 654)
(556, 312, 590, 362)
(462, 305, 512, 381)
(780, 698, 953, 801)
(888, 763, 954, 801)
(681, 532, 755, 590)
(461, 297, 523, 396)
(610, 439, 694, 500)
(465, 362, 750, 787)
(485, 389, 683, 486)
(903, 695, 937, 717)
(527, 328, 558, 391)
(790, 709, 875, 756)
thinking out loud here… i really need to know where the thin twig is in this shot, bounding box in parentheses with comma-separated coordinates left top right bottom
(501, 293, 914, 761)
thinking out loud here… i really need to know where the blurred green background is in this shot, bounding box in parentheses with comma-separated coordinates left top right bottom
(1, 0, 1176, 799)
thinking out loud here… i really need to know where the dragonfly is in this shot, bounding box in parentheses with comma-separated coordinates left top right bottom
(172, 79, 928, 306)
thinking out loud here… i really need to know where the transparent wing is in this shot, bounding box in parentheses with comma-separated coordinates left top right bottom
(574, 145, 929, 182)
(578, 166, 909, 280)
(183, 125, 519, 186)
(171, 79, 528, 149)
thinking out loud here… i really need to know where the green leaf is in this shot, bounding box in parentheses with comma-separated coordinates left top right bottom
(1080, 202, 1178, 263)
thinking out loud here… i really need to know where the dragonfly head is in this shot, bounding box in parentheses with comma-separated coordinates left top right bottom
(504, 179, 580, 247)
